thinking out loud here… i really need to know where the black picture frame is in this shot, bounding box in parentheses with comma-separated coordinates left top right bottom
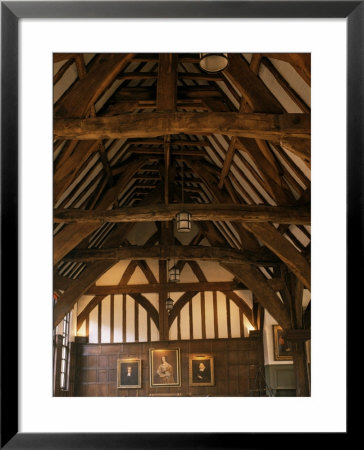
(1, 1, 359, 448)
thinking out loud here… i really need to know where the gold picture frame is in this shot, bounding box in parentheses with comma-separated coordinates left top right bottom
(189, 355, 215, 387)
(149, 348, 181, 387)
(273, 325, 293, 361)
(117, 358, 142, 389)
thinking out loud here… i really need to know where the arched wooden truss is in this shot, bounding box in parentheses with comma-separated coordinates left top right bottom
(53, 52, 311, 340)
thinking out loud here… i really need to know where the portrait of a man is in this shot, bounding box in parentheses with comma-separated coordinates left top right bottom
(189, 356, 214, 386)
(117, 359, 141, 388)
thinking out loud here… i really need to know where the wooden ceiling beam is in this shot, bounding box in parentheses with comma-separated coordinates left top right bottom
(127, 147, 205, 157)
(125, 138, 210, 147)
(87, 281, 243, 296)
(54, 203, 310, 225)
(54, 112, 310, 141)
(115, 69, 222, 82)
(63, 244, 279, 266)
(111, 86, 222, 102)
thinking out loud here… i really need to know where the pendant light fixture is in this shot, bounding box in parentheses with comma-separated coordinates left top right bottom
(176, 155, 192, 232)
(199, 53, 228, 73)
(168, 265, 180, 283)
(166, 296, 174, 313)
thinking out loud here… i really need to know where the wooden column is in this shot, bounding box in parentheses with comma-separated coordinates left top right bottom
(285, 329, 311, 396)
(53, 334, 63, 396)
(249, 330, 266, 396)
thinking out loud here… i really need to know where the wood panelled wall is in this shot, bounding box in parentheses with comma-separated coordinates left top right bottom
(78, 291, 253, 344)
(74, 336, 263, 397)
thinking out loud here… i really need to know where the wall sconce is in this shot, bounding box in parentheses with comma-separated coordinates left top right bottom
(199, 53, 228, 73)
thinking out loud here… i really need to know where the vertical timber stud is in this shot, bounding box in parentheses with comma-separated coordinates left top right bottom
(213, 291, 218, 339)
(158, 259, 169, 341)
(122, 294, 127, 343)
(110, 295, 114, 343)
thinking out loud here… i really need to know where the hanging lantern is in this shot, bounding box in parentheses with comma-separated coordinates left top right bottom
(199, 53, 228, 73)
(169, 265, 180, 283)
(176, 210, 192, 232)
(166, 297, 174, 313)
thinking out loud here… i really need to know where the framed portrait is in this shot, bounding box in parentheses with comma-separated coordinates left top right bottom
(2, 0, 359, 445)
(117, 359, 141, 389)
(189, 355, 215, 387)
(273, 325, 293, 361)
(149, 348, 181, 387)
